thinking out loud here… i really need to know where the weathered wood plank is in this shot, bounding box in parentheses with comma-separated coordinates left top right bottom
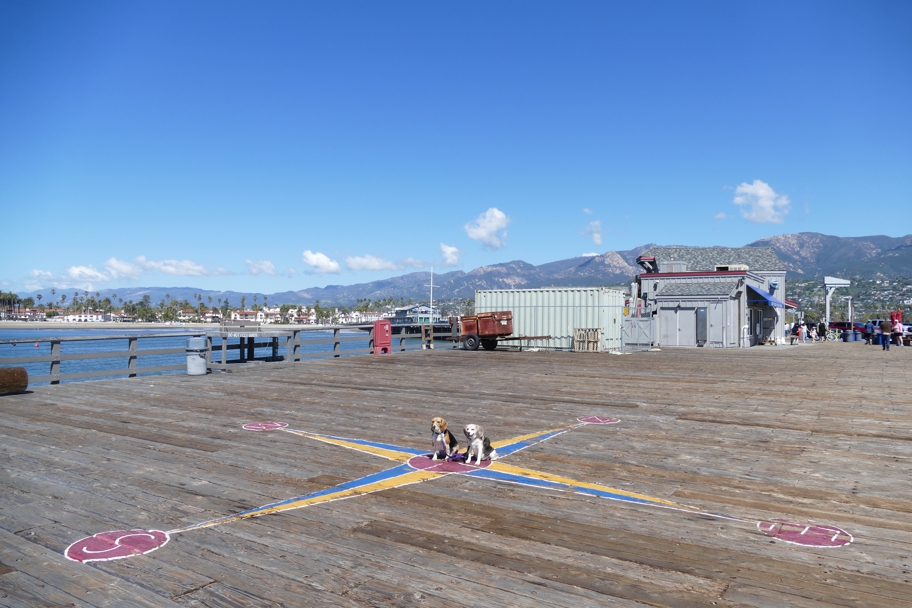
(0, 344, 910, 606)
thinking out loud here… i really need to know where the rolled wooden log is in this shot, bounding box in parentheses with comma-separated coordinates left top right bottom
(0, 367, 28, 395)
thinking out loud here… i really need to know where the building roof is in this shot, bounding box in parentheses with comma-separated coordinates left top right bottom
(656, 281, 740, 297)
(641, 246, 785, 272)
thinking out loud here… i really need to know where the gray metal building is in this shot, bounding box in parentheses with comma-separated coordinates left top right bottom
(475, 287, 625, 351)
(635, 247, 786, 347)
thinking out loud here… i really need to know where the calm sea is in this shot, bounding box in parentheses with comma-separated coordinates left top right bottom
(0, 327, 372, 386)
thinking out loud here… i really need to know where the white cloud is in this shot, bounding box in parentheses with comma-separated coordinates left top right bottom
(246, 259, 276, 275)
(583, 220, 603, 245)
(26, 255, 227, 290)
(440, 243, 460, 266)
(402, 257, 425, 269)
(714, 212, 731, 220)
(732, 180, 791, 224)
(583, 208, 593, 214)
(65, 257, 145, 284)
(103, 257, 144, 280)
(65, 265, 110, 283)
(302, 250, 340, 274)
(135, 255, 224, 276)
(345, 254, 398, 271)
(581, 252, 600, 257)
(464, 207, 510, 250)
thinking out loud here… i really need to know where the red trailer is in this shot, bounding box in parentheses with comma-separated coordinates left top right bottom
(456, 311, 513, 350)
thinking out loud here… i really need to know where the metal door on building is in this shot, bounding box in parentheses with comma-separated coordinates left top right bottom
(659, 307, 696, 346)
(709, 301, 726, 346)
(659, 309, 677, 346)
(696, 307, 707, 346)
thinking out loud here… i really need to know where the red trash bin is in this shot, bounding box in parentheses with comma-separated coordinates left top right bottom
(373, 319, 392, 354)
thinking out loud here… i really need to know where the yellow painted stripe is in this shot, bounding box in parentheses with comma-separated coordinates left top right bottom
(490, 426, 572, 449)
(284, 430, 416, 462)
(487, 462, 698, 510)
(182, 469, 441, 532)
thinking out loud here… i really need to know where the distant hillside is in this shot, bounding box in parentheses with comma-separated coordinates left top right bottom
(747, 233, 912, 278)
(18, 234, 912, 306)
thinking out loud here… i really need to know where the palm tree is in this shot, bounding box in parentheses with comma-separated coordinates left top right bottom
(36, 294, 42, 305)
(240, 296, 246, 311)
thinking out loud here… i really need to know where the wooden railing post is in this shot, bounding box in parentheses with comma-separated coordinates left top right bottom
(50, 340, 61, 384)
(128, 337, 138, 377)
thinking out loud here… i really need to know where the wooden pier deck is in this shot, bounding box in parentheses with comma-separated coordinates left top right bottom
(1, 343, 911, 607)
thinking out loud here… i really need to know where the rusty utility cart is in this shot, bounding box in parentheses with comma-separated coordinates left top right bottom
(453, 311, 550, 351)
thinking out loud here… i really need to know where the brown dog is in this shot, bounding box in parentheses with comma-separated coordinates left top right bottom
(430, 417, 459, 461)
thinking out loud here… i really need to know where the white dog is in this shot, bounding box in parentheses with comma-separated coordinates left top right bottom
(463, 424, 499, 465)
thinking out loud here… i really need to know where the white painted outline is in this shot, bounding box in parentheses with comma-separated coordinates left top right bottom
(755, 520, 853, 548)
(577, 416, 620, 425)
(64, 529, 171, 563)
(242, 421, 289, 431)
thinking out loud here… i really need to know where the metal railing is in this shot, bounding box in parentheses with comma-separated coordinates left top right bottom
(0, 325, 453, 385)
(0, 332, 202, 384)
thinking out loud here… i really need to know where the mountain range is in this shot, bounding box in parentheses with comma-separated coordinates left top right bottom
(19, 232, 912, 307)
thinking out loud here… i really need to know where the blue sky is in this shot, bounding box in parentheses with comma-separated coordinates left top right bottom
(1, 1, 909, 295)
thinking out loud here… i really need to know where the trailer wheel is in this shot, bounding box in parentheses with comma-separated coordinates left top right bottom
(463, 334, 480, 350)
(481, 339, 497, 351)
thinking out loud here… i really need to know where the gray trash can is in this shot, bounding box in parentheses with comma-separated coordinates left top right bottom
(186, 337, 208, 376)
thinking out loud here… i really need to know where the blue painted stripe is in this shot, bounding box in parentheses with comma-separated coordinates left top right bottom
(495, 428, 572, 456)
(466, 468, 661, 506)
(315, 434, 427, 455)
(231, 463, 417, 518)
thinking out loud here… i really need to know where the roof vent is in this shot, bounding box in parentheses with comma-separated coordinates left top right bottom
(659, 261, 687, 273)
(715, 264, 749, 272)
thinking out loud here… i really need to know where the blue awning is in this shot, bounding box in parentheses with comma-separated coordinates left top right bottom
(747, 285, 785, 309)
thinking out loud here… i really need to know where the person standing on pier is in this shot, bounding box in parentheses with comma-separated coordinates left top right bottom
(880, 319, 893, 351)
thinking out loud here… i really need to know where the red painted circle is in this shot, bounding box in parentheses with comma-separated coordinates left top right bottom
(243, 421, 288, 431)
(408, 454, 492, 473)
(65, 529, 169, 563)
(578, 416, 620, 424)
(757, 520, 853, 547)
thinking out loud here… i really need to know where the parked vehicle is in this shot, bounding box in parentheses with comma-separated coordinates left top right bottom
(455, 311, 513, 350)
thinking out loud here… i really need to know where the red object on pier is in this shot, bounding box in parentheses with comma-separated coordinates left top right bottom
(373, 319, 392, 354)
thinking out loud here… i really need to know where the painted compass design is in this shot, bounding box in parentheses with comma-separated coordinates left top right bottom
(65, 416, 852, 563)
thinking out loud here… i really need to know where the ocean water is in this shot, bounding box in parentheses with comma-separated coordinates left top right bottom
(0, 328, 372, 386)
